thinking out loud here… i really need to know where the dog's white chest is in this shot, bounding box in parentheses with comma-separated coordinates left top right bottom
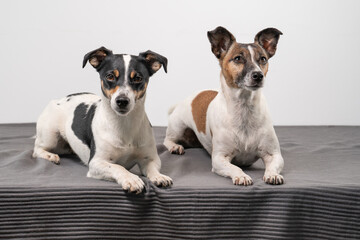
(100, 142, 141, 168)
(229, 129, 261, 166)
(97, 132, 151, 169)
(232, 151, 258, 167)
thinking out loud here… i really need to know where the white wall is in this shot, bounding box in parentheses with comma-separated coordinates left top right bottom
(0, 0, 359, 125)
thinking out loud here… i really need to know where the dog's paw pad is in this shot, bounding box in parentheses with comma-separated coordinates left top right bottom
(121, 175, 145, 194)
(170, 145, 185, 155)
(233, 175, 253, 186)
(150, 174, 173, 187)
(263, 174, 284, 185)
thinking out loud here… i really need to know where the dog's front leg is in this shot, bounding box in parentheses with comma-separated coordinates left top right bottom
(212, 151, 253, 186)
(262, 153, 284, 185)
(138, 156, 173, 187)
(87, 158, 145, 193)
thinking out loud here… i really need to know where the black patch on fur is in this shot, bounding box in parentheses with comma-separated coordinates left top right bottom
(99, 55, 125, 98)
(128, 57, 149, 99)
(67, 92, 94, 98)
(72, 103, 97, 162)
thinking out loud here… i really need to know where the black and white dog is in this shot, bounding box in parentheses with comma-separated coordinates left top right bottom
(164, 27, 284, 186)
(33, 47, 173, 193)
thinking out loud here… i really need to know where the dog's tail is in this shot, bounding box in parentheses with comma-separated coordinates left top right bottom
(167, 104, 177, 116)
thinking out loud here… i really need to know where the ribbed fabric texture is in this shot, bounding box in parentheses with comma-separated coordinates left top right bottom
(0, 124, 360, 239)
(1, 187, 359, 239)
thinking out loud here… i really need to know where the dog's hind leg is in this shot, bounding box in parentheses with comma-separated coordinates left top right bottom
(163, 114, 187, 155)
(32, 101, 69, 165)
(33, 131, 62, 165)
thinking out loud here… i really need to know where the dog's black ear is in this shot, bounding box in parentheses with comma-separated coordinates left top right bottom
(83, 46, 113, 69)
(139, 50, 168, 76)
(207, 26, 236, 59)
(254, 28, 282, 58)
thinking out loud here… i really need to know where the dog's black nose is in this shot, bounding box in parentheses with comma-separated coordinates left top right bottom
(251, 72, 264, 82)
(116, 96, 130, 108)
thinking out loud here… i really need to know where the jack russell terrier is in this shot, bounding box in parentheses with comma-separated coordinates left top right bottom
(33, 47, 173, 193)
(164, 27, 284, 185)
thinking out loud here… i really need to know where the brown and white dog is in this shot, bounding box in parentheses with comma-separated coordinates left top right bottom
(164, 27, 284, 185)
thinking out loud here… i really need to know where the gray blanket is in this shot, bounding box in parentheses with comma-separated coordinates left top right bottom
(0, 124, 359, 239)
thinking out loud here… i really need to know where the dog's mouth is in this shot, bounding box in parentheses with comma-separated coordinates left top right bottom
(111, 106, 130, 116)
(116, 108, 130, 115)
(236, 79, 263, 91)
(244, 84, 262, 91)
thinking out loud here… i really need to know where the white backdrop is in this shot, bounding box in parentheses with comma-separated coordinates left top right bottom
(0, 0, 359, 125)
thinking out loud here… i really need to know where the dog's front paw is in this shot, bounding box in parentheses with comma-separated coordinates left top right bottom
(37, 152, 60, 165)
(149, 174, 173, 187)
(169, 144, 185, 155)
(232, 174, 253, 186)
(263, 173, 284, 185)
(121, 174, 145, 194)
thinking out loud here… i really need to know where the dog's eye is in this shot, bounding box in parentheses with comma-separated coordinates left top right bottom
(233, 55, 245, 63)
(133, 75, 143, 83)
(234, 56, 241, 61)
(260, 57, 267, 64)
(105, 73, 115, 81)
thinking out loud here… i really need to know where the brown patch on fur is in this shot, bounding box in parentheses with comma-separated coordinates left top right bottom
(252, 44, 269, 76)
(101, 81, 119, 98)
(221, 43, 245, 88)
(130, 70, 136, 79)
(191, 90, 218, 134)
(177, 128, 203, 148)
(108, 86, 119, 97)
(221, 43, 270, 87)
(135, 82, 148, 100)
(114, 69, 119, 78)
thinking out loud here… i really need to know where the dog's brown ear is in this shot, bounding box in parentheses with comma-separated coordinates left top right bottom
(139, 50, 168, 76)
(254, 28, 282, 58)
(207, 26, 236, 59)
(83, 46, 113, 68)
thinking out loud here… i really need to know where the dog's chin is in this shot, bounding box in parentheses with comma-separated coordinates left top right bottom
(244, 84, 263, 91)
(112, 107, 130, 116)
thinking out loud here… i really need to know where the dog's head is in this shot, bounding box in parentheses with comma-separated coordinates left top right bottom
(208, 27, 282, 91)
(83, 47, 167, 115)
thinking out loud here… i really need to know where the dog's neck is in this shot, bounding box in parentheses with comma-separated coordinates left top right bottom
(219, 73, 263, 130)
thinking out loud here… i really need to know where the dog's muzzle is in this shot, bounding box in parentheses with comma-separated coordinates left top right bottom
(251, 71, 264, 83)
(115, 95, 130, 114)
(244, 71, 264, 90)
